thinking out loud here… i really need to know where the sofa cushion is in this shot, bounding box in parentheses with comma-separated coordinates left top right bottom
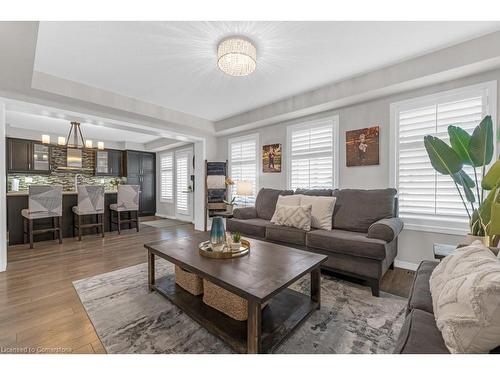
(226, 218, 269, 238)
(306, 229, 387, 260)
(406, 260, 437, 316)
(266, 224, 307, 246)
(272, 204, 312, 231)
(299, 195, 337, 230)
(270, 195, 302, 222)
(232, 206, 257, 220)
(255, 188, 293, 220)
(295, 188, 333, 196)
(332, 188, 397, 232)
(393, 309, 449, 354)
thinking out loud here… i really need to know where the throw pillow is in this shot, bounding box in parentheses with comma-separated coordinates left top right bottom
(271, 194, 302, 223)
(272, 204, 312, 231)
(429, 240, 500, 353)
(298, 195, 336, 230)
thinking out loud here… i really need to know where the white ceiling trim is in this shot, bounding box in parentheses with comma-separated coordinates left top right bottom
(214, 30, 500, 135)
(31, 70, 216, 135)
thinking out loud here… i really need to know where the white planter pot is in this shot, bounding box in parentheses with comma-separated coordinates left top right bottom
(464, 234, 490, 246)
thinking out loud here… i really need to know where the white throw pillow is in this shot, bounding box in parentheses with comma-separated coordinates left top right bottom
(298, 195, 336, 230)
(429, 240, 500, 353)
(271, 194, 302, 223)
(272, 204, 312, 231)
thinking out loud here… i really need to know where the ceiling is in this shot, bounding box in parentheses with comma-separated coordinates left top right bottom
(6, 111, 160, 144)
(33, 21, 500, 122)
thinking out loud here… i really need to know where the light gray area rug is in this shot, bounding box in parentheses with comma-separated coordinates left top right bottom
(141, 219, 190, 229)
(73, 261, 406, 354)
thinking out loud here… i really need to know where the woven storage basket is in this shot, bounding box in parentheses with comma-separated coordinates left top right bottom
(203, 279, 248, 321)
(175, 265, 203, 296)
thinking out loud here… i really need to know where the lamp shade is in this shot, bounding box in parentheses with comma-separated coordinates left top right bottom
(236, 180, 253, 196)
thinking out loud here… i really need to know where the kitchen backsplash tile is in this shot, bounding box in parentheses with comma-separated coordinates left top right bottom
(7, 147, 121, 192)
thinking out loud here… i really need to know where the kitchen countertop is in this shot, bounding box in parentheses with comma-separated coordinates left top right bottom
(7, 190, 118, 196)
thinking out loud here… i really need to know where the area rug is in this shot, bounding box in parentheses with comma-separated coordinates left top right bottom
(73, 260, 406, 354)
(141, 219, 190, 228)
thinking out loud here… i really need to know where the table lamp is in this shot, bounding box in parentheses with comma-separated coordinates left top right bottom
(236, 180, 253, 206)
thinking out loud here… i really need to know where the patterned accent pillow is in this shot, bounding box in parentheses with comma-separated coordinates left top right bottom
(272, 204, 312, 231)
(270, 195, 302, 223)
(429, 240, 500, 353)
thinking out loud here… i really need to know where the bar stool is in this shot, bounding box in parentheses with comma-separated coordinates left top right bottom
(110, 185, 140, 234)
(72, 185, 105, 241)
(22, 185, 63, 249)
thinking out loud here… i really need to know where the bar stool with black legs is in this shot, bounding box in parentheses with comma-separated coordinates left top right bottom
(110, 184, 140, 234)
(72, 185, 105, 241)
(22, 185, 63, 249)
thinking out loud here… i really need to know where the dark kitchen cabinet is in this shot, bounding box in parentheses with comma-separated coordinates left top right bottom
(124, 151, 156, 216)
(95, 149, 122, 176)
(6, 138, 51, 174)
(108, 150, 123, 176)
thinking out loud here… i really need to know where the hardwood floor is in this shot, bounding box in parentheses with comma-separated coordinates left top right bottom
(0, 218, 415, 354)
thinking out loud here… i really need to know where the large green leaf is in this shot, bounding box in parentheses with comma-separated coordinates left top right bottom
(481, 159, 500, 190)
(472, 186, 497, 235)
(424, 135, 463, 175)
(448, 125, 473, 165)
(469, 115, 494, 167)
(453, 170, 475, 188)
(486, 183, 500, 235)
(452, 172, 475, 203)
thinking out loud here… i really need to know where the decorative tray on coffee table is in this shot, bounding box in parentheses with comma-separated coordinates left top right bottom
(198, 239, 250, 259)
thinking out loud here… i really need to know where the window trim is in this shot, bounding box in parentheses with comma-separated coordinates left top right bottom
(390, 80, 497, 235)
(228, 133, 259, 203)
(159, 151, 174, 203)
(285, 116, 339, 190)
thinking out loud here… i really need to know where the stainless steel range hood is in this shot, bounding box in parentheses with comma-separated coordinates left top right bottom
(67, 148, 83, 168)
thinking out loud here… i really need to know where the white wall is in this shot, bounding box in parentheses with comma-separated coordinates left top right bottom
(216, 68, 500, 269)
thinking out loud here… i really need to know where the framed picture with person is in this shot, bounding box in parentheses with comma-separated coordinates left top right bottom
(262, 143, 282, 173)
(346, 126, 380, 167)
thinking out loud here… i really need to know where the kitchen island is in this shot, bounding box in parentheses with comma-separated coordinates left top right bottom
(7, 190, 126, 245)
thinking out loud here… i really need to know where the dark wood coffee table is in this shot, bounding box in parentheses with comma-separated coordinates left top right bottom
(144, 232, 327, 353)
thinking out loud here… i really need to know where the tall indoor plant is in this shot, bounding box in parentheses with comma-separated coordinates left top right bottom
(424, 115, 500, 245)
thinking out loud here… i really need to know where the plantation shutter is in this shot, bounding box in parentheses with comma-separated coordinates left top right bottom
(176, 154, 189, 213)
(229, 135, 258, 205)
(160, 153, 173, 202)
(395, 84, 493, 232)
(289, 121, 335, 190)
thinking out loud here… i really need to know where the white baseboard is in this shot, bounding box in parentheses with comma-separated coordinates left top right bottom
(154, 212, 176, 220)
(155, 212, 194, 224)
(394, 259, 419, 271)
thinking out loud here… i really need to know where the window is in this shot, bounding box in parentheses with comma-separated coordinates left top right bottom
(287, 118, 338, 190)
(228, 134, 258, 205)
(176, 153, 189, 214)
(159, 152, 173, 202)
(391, 81, 497, 234)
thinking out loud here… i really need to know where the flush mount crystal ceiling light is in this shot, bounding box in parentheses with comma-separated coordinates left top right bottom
(217, 37, 257, 77)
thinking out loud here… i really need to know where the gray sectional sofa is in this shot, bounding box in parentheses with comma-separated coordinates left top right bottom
(227, 187, 403, 296)
(394, 260, 500, 353)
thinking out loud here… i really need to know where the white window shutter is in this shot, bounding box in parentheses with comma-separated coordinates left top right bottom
(289, 121, 335, 190)
(160, 153, 173, 202)
(176, 155, 189, 213)
(396, 86, 493, 232)
(229, 135, 258, 205)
